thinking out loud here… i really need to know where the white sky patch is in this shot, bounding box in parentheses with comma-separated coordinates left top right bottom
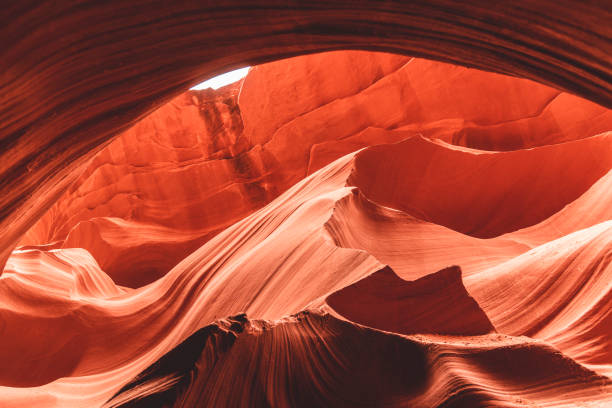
(190, 67, 250, 90)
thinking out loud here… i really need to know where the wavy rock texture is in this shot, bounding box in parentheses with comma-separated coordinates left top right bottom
(18, 82, 265, 287)
(349, 133, 612, 238)
(105, 312, 610, 408)
(241, 52, 612, 157)
(19, 51, 612, 287)
(0, 35, 611, 408)
(1, 127, 611, 406)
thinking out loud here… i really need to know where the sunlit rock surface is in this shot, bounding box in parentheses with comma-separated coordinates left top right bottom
(20, 51, 612, 286)
(1, 50, 611, 407)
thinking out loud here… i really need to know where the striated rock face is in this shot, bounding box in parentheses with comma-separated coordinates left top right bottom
(20, 51, 612, 287)
(1, 129, 611, 405)
(241, 52, 612, 157)
(349, 134, 612, 238)
(0, 43, 611, 408)
(105, 312, 609, 408)
(19, 82, 262, 287)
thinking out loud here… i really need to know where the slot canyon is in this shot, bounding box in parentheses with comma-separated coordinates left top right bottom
(1, 2, 611, 407)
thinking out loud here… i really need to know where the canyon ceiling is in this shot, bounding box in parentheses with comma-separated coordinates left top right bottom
(1, 2, 611, 407)
(1, 0, 611, 269)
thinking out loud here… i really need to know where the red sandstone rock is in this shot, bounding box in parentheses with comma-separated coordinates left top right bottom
(349, 133, 612, 238)
(20, 82, 272, 287)
(241, 52, 612, 160)
(0, 38, 610, 408)
(326, 265, 495, 335)
(20, 52, 612, 288)
(105, 312, 610, 408)
(1, 129, 610, 406)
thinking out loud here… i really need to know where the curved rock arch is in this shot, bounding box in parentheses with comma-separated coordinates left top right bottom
(1, 0, 611, 269)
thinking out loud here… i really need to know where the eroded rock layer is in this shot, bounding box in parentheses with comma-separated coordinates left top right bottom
(0, 43, 610, 408)
(1, 128, 610, 406)
(20, 51, 612, 287)
(105, 312, 610, 408)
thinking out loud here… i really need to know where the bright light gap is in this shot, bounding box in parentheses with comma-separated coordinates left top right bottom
(190, 67, 250, 90)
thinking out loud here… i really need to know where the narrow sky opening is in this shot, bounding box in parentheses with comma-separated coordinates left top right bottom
(190, 67, 250, 90)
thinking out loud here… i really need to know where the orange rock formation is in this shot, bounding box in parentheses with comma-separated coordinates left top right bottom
(0, 39, 611, 408)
